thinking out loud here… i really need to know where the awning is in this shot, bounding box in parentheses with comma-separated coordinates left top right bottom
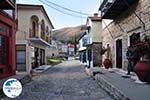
(99, 0, 139, 19)
(29, 38, 52, 47)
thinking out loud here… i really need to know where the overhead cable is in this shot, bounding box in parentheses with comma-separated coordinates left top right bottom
(43, 0, 90, 16)
(39, 0, 87, 18)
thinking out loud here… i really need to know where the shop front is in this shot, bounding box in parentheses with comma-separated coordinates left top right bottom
(0, 16, 16, 79)
(0, 0, 16, 79)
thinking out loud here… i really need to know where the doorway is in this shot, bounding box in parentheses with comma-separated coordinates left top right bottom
(116, 39, 122, 68)
(87, 49, 92, 68)
(40, 49, 45, 65)
(34, 47, 39, 68)
(130, 32, 140, 47)
(83, 51, 86, 63)
(16, 45, 26, 71)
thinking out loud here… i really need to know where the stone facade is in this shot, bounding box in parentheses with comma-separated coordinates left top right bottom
(85, 14, 103, 68)
(92, 43, 102, 67)
(102, 0, 150, 70)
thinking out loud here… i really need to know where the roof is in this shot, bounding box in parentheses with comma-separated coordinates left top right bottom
(17, 4, 54, 29)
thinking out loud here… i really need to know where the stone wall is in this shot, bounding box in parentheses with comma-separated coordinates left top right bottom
(102, 0, 150, 70)
(92, 42, 102, 67)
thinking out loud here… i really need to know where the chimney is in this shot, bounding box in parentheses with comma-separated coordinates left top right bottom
(94, 13, 98, 17)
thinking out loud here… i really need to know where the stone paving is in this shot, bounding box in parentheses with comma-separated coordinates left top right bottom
(3, 60, 113, 100)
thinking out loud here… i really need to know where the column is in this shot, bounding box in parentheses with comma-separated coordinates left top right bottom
(38, 22, 41, 38)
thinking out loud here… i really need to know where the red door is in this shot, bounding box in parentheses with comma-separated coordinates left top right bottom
(0, 32, 9, 78)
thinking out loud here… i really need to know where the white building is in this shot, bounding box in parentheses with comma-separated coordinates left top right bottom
(78, 13, 103, 67)
(68, 43, 75, 56)
(78, 32, 88, 64)
(45, 39, 59, 58)
(16, 4, 54, 73)
(85, 13, 103, 68)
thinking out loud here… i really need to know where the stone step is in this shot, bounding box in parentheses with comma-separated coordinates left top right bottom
(95, 74, 130, 100)
(19, 75, 32, 86)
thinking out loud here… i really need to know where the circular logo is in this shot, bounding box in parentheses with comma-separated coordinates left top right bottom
(2, 78, 22, 98)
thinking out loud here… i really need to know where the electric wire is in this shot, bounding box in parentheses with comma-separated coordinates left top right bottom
(43, 0, 90, 16)
(39, 0, 88, 19)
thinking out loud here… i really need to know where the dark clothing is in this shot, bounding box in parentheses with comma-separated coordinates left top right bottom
(126, 50, 133, 60)
(127, 60, 133, 74)
(126, 49, 134, 74)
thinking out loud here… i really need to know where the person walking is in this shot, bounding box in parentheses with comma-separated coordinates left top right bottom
(126, 46, 134, 75)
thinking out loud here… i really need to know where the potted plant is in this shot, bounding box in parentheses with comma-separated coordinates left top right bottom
(100, 46, 112, 69)
(133, 34, 150, 82)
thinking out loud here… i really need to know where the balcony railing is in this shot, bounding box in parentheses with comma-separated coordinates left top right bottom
(99, 0, 139, 19)
(29, 28, 38, 38)
(100, 0, 114, 10)
(41, 32, 46, 40)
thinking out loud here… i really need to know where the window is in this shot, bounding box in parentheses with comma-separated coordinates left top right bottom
(16, 45, 26, 71)
(3, 10, 13, 17)
(0, 68, 3, 75)
(41, 20, 45, 40)
(16, 51, 26, 64)
(0, 22, 9, 33)
(32, 21, 36, 37)
(130, 33, 140, 47)
(0, 35, 6, 65)
(30, 15, 39, 38)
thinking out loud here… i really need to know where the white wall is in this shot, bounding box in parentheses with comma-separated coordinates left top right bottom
(46, 47, 59, 57)
(16, 5, 54, 73)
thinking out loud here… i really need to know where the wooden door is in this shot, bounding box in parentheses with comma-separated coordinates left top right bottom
(116, 39, 122, 68)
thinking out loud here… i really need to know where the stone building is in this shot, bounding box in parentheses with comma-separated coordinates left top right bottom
(99, 0, 150, 70)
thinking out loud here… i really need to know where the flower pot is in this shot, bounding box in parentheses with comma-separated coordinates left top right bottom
(134, 61, 150, 82)
(103, 58, 112, 69)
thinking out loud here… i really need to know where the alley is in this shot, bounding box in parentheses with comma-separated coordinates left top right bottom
(5, 60, 113, 100)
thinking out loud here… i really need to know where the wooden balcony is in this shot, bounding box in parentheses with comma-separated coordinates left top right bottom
(0, 0, 16, 9)
(99, 0, 139, 19)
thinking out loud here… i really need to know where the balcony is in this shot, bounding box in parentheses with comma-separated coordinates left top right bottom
(99, 0, 139, 19)
(41, 32, 46, 40)
(0, 0, 16, 9)
(29, 29, 51, 47)
(29, 38, 51, 47)
(29, 28, 38, 38)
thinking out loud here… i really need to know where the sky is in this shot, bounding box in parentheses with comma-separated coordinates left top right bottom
(17, 0, 102, 29)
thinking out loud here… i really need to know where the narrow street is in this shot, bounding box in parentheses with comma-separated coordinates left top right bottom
(5, 60, 113, 100)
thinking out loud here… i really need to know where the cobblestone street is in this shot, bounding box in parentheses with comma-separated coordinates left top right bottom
(5, 60, 113, 100)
